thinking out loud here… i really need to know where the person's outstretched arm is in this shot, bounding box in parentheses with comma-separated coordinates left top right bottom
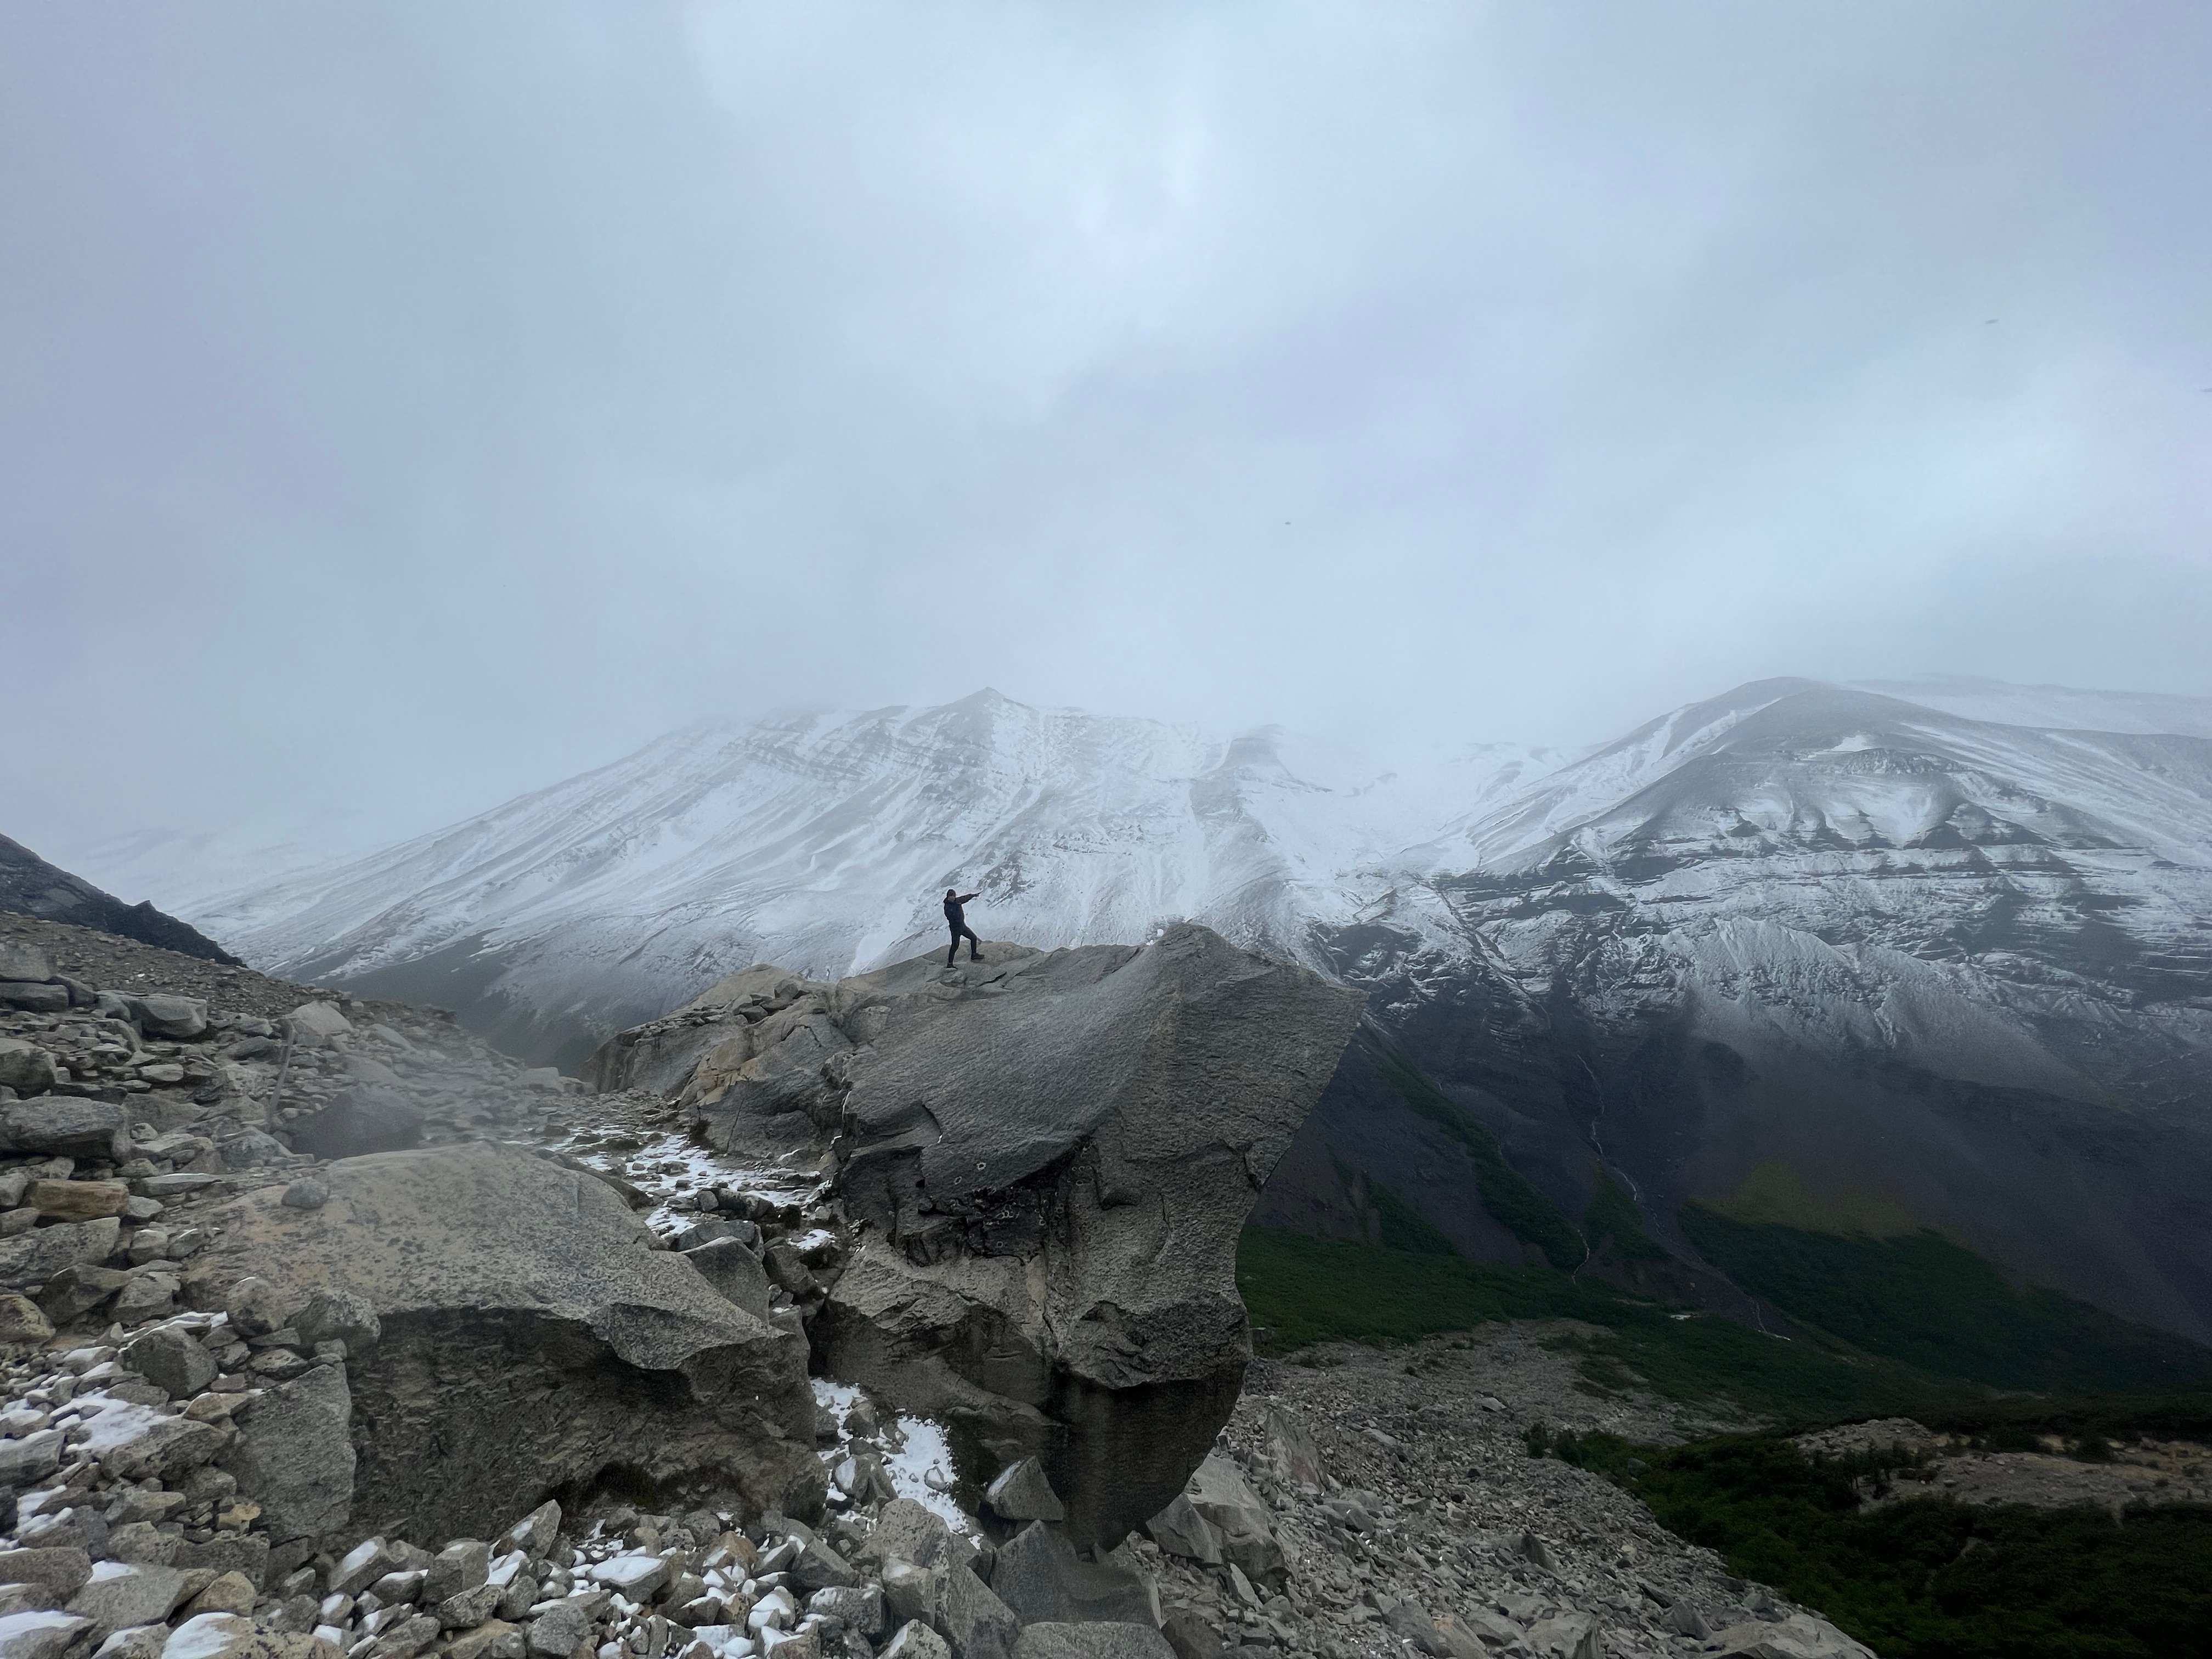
(958, 891, 980, 903)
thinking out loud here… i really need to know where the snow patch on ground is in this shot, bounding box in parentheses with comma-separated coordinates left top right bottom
(810, 1379, 968, 1532)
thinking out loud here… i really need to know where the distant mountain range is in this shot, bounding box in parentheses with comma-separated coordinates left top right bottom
(77, 674, 2212, 1351)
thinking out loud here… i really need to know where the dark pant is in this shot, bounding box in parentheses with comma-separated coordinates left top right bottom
(947, 922, 980, 964)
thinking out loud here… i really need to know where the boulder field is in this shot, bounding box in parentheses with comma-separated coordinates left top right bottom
(0, 912, 1882, 1659)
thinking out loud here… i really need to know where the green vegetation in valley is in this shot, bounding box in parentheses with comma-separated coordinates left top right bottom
(1584, 1171, 1669, 1262)
(1367, 1038, 1585, 1269)
(1365, 1177, 1460, 1257)
(1679, 1204, 2212, 1394)
(1526, 1430, 2212, 1659)
(1235, 1228, 1942, 1423)
(1324, 1154, 1459, 1257)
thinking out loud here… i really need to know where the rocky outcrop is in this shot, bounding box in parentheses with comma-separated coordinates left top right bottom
(0, 836, 240, 966)
(580, 968, 817, 1099)
(183, 1144, 822, 1540)
(592, 924, 1363, 1547)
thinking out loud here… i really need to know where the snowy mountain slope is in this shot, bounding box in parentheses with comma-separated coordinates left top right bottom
(1315, 681, 2212, 1343)
(188, 691, 1553, 1058)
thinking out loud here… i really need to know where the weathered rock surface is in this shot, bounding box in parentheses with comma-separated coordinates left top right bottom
(0, 1098, 128, 1162)
(0, 1218, 122, 1290)
(990, 1526, 1156, 1627)
(682, 1238, 772, 1321)
(183, 1143, 820, 1539)
(220, 1363, 356, 1546)
(809, 927, 1361, 1544)
(0, 1043, 55, 1098)
(281, 1090, 424, 1161)
(586, 926, 1360, 1543)
(581, 968, 815, 1098)
(1013, 1624, 1174, 1659)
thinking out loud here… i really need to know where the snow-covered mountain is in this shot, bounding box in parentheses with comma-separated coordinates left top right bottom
(1318, 676, 2212, 1345)
(153, 674, 2212, 1345)
(176, 690, 1565, 1058)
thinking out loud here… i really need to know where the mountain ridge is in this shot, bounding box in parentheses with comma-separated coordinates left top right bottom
(71, 674, 2212, 1348)
(0, 831, 242, 966)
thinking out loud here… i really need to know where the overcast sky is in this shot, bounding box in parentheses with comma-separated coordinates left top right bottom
(5, 2, 2209, 872)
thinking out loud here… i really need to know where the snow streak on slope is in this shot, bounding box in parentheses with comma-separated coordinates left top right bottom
(194, 691, 1554, 1037)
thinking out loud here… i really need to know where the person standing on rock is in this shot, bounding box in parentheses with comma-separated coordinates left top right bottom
(943, 887, 983, 966)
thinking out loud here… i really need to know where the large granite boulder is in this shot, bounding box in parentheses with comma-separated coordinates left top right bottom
(181, 1144, 821, 1541)
(601, 924, 1362, 1545)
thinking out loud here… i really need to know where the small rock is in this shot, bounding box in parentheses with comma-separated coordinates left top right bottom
(984, 1459, 1064, 1525)
(123, 1328, 217, 1399)
(285, 1005, 352, 1045)
(424, 1542, 490, 1606)
(935, 1566, 1020, 1659)
(746, 1588, 799, 1634)
(0, 945, 52, 983)
(368, 1613, 442, 1659)
(878, 1624, 950, 1659)
(586, 1556, 668, 1600)
(283, 1291, 375, 1356)
(805, 1585, 885, 1641)
(37, 1266, 128, 1325)
(0, 984, 69, 1014)
(1157, 1611, 1222, 1659)
(0, 1552, 93, 1600)
(0, 1214, 123, 1291)
(180, 1576, 257, 1620)
(93, 1624, 168, 1659)
(447, 1620, 517, 1659)
(1524, 1613, 1601, 1659)
(499, 1503, 561, 1561)
(0, 1044, 57, 1099)
(223, 1279, 290, 1339)
(435, 1582, 503, 1632)
(279, 1182, 329, 1212)
(65, 1563, 198, 1643)
(110, 1274, 179, 1327)
(787, 1541, 857, 1594)
(879, 1562, 940, 1631)
(129, 998, 209, 1042)
(0, 1435, 65, 1489)
(680, 1239, 771, 1322)
(28, 1181, 129, 1223)
(99, 1527, 180, 1570)
(524, 1600, 590, 1657)
(0, 1610, 93, 1659)
(0, 1294, 53, 1346)
(989, 1526, 1154, 1628)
